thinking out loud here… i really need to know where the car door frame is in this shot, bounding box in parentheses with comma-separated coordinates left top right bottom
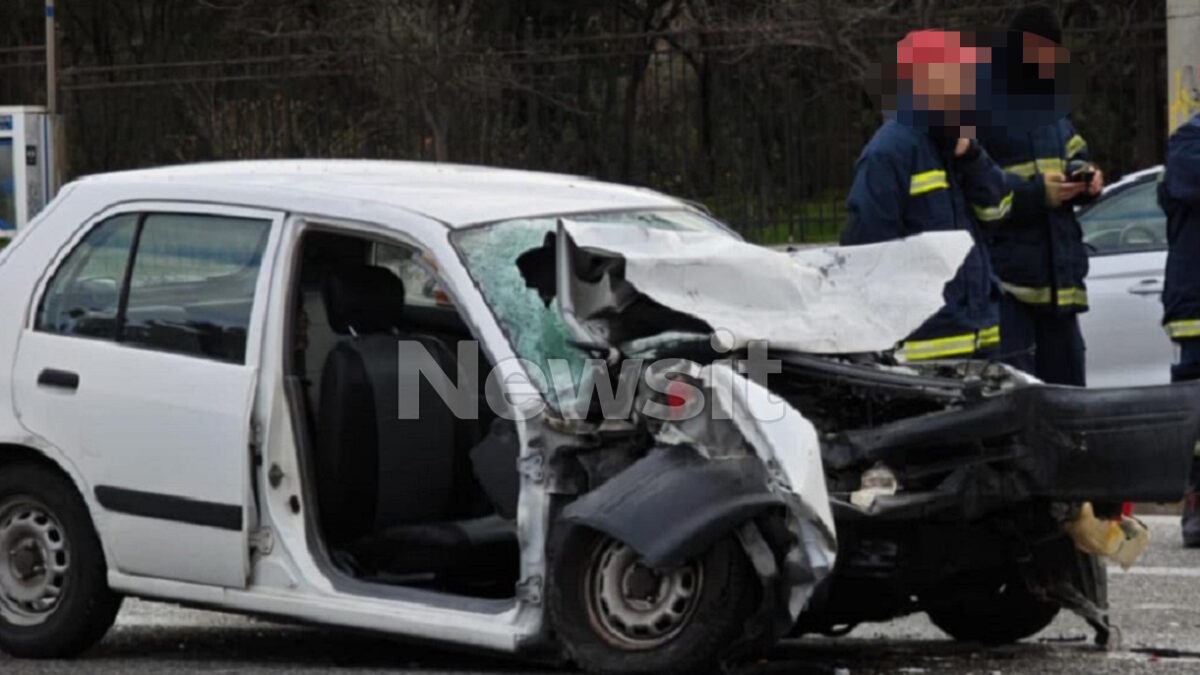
(12, 199, 285, 589)
(245, 211, 547, 650)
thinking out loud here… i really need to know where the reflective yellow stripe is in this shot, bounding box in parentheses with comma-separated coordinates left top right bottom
(1003, 283, 1089, 307)
(1065, 134, 1088, 158)
(1002, 283, 1052, 304)
(1003, 157, 1066, 179)
(898, 325, 1001, 361)
(910, 170, 949, 196)
(1166, 320, 1200, 339)
(977, 325, 1001, 348)
(1058, 287, 1089, 306)
(899, 334, 978, 361)
(972, 191, 1013, 222)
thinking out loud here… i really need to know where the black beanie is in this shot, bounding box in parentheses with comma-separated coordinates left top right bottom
(1010, 3, 1063, 44)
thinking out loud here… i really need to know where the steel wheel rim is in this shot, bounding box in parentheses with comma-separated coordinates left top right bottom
(583, 538, 703, 650)
(0, 498, 70, 626)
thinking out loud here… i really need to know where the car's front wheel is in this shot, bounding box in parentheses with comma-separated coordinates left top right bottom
(924, 569, 1060, 644)
(0, 462, 122, 658)
(548, 526, 760, 675)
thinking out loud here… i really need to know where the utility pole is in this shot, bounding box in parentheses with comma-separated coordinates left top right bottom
(44, 0, 64, 196)
(45, 0, 56, 114)
(1168, 0, 1200, 134)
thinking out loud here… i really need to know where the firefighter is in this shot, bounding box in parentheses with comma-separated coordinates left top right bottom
(1160, 112, 1200, 547)
(979, 4, 1103, 386)
(843, 29, 1013, 362)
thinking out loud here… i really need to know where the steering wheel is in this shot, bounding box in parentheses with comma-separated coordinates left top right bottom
(1118, 222, 1160, 250)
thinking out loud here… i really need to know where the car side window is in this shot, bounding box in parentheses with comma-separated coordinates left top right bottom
(1079, 180, 1167, 255)
(37, 211, 272, 364)
(123, 214, 272, 363)
(373, 242, 450, 308)
(36, 214, 138, 339)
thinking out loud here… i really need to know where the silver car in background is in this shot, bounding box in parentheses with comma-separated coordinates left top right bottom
(1079, 166, 1171, 387)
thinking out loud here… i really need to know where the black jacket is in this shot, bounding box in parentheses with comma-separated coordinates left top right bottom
(1160, 114, 1200, 340)
(979, 118, 1093, 314)
(842, 120, 1012, 359)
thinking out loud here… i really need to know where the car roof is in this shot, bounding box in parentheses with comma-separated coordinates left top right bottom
(1102, 165, 1163, 195)
(75, 160, 686, 228)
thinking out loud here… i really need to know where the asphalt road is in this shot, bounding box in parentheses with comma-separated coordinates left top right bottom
(3, 516, 1199, 675)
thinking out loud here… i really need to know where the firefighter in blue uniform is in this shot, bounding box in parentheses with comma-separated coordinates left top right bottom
(1160, 112, 1200, 547)
(979, 6, 1103, 386)
(843, 30, 1013, 362)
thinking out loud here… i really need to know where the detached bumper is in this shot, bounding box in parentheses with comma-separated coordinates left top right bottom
(828, 381, 1200, 506)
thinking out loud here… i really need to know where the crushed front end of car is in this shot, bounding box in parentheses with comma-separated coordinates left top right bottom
(503, 218, 1197, 673)
(532, 357, 837, 670)
(774, 352, 1199, 644)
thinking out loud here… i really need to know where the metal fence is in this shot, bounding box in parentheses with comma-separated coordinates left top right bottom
(0, 7, 1168, 244)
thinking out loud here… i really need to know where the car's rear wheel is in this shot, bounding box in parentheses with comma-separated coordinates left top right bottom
(0, 463, 122, 657)
(548, 526, 759, 675)
(925, 569, 1059, 644)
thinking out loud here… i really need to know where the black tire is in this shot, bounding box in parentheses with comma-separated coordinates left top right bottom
(0, 462, 122, 658)
(548, 526, 759, 675)
(925, 570, 1059, 645)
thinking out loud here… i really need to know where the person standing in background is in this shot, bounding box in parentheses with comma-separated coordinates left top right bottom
(978, 4, 1103, 386)
(1160, 112, 1200, 547)
(843, 29, 1013, 362)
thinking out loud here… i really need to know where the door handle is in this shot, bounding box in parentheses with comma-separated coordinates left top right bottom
(37, 368, 79, 391)
(1128, 279, 1164, 296)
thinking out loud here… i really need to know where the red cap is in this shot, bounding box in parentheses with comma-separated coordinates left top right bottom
(896, 30, 985, 78)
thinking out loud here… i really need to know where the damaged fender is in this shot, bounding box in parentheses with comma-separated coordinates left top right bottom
(560, 445, 784, 570)
(559, 361, 837, 626)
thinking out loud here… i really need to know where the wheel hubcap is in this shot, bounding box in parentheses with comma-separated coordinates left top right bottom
(0, 499, 69, 625)
(584, 538, 702, 650)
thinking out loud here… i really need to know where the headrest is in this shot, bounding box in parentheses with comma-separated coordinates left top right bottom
(321, 265, 406, 335)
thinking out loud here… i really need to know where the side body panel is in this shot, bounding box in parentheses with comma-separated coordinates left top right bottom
(1081, 250, 1171, 387)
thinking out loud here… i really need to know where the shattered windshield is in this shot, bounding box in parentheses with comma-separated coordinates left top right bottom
(452, 209, 731, 409)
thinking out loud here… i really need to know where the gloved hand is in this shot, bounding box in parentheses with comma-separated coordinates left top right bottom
(1043, 171, 1086, 208)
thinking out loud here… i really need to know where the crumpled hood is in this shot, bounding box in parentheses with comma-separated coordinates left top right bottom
(553, 220, 973, 354)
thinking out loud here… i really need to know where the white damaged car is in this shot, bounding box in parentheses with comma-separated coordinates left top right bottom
(0, 161, 1193, 674)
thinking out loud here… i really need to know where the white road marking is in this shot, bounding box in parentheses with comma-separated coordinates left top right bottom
(1108, 566, 1200, 577)
(1138, 515, 1183, 525)
(1131, 603, 1200, 611)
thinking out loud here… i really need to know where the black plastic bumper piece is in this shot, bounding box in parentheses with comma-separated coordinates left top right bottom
(830, 381, 1200, 504)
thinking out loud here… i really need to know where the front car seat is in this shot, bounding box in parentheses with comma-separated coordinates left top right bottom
(313, 265, 515, 581)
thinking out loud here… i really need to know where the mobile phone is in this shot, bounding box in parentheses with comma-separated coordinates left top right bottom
(1071, 168, 1095, 185)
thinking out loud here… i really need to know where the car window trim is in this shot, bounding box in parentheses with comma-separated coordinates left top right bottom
(453, 205, 740, 238)
(112, 213, 147, 343)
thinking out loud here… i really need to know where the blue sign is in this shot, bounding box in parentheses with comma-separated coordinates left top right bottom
(0, 116, 11, 131)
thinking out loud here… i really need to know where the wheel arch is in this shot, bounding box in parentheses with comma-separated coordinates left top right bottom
(0, 442, 91, 500)
(0, 441, 113, 565)
(558, 445, 784, 570)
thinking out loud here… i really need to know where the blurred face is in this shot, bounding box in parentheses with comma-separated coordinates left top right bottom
(1020, 31, 1068, 80)
(911, 61, 976, 112)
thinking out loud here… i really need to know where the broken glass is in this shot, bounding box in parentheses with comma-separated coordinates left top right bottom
(452, 209, 731, 409)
